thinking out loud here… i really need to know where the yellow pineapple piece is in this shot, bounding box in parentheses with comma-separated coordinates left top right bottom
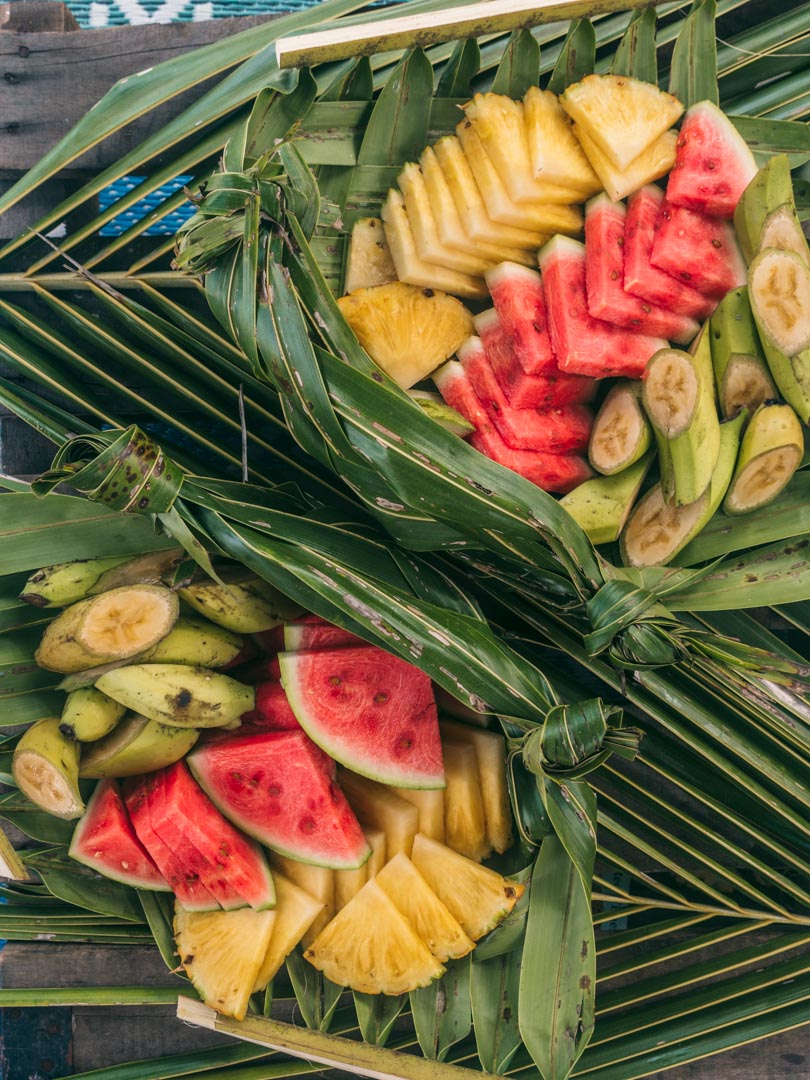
(335, 861, 368, 911)
(390, 784, 445, 843)
(174, 903, 276, 1020)
(376, 852, 474, 962)
(304, 879, 444, 994)
(440, 720, 512, 854)
(343, 217, 397, 295)
(268, 854, 334, 947)
(463, 92, 581, 205)
(419, 147, 535, 268)
(380, 189, 488, 301)
(411, 833, 524, 941)
(364, 825, 386, 877)
(337, 279, 474, 390)
(574, 125, 677, 203)
(339, 769, 419, 858)
(442, 739, 490, 862)
(456, 121, 582, 236)
(523, 87, 601, 197)
(253, 872, 324, 992)
(433, 136, 549, 250)
(561, 74, 684, 171)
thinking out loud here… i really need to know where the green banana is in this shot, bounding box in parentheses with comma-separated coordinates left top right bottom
(80, 713, 200, 778)
(749, 247, 810, 358)
(588, 380, 652, 475)
(179, 570, 303, 634)
(137, 615, 245, 668)
(734, 154, 797, 264)
(724, 402, 804, 514)
(709, 287, 776, 418)
(758, 203, 810, 266)
(12, 717, 84, 819)
(95, 664, 255, 728)
(20, 556, 131, 608)
(60, 687, 126, 742)
(560, 451, 653, 545)
(88, 549, 186, 594)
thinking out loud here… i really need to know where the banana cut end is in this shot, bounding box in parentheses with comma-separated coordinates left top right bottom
(13, 748, 84, 819)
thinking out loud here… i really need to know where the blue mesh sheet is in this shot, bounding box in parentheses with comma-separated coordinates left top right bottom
(98, 175, 196, 236)
(57, 0, 407, 29)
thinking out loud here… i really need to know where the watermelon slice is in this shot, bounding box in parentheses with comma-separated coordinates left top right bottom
(484, 263, 555, 374)
(284, 616, 364, 651)
(539, 236, 667, 379)
(666, 101, 758, 219)
(433, 355, 491, 431)
(585, 196, 700, 345)
(69, 779, 169, 891)
(650, 198, 747, 298)
(188, 728, 370, 869)
(279, 645, 444, 789)
(624, 186, 717, 320)
(470, 427, 592, 493)
(241, 681, 301, 730)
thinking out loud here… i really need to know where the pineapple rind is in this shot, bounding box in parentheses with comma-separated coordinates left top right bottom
(339, 768, 419, 857)
(390, 784, 445, 843)
(363, 825, 387, 877)
(305, 879, 445, 994)
(574, 124, 677, 203)
(561, 73, 684, 172)
(440, 719, 513, 855)
(442, 739, 491, 862)
(252, 872, 324, 992)
(335, 861, 368, 911)
(343, 218, 398, 295)
(269, 854, 335, 947)
(523, 87, 602, 197)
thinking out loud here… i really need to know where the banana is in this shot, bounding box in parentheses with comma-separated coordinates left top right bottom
(759, 204, 810, 267)
(733, 153, 796, 264)
(749, 247, 810, 358)
(723, 402, 804, 515)
(94, 664, 255, 728)
(137, 615, 245, 668)
(709, 286, 777, 418)
(179, 570, 302, 634)
(588, 381, 652, 475)
(80, 713, 199, 778)
(12, 717, 84, 819)
(642, 332, 721, 506)
(20, 556, 131, 608)
(60, 687, 126, 742)
(560, 451, 654, 545)
(35, 584, 179, 674)
(89, 548, 186, 594)
(621, 409, 746, 567)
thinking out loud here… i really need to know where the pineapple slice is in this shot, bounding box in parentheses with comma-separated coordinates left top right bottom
(364, 825, 386, 877)
(304, 879, 444, 994)
(174, 903, 276, 1020)
(561, 74, 684, 172)
(390, 784, 445, 843)
(398, 162, 497, 276)
(440, 720, 512, 855)
(463, 93, 582, 205)
(335, 861, 368, 911)
(442, 739, 490, 862)
(337, 279, 475, 390)
(269, 854, 335, 947)
(523, 87, 601, 197)
(376, 852, 474, 962)
(420, 147, 535, 268)
(380, 189, 488, 301)
(343, 218, 397, 295)
(573, 124, 677, 203)
(456, 121, 582, 236)
(253, 872, 324, 992)
(433, 136, 550, 250)
(411, 833, 524, 940)
(339, 769, 419, 858)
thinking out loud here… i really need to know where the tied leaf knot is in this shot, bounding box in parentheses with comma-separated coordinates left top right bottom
(584, 578, 687, 669)
(520, 697, 641, 783)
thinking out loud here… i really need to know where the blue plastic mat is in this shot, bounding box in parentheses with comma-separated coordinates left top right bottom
(59, 0, 328, 29)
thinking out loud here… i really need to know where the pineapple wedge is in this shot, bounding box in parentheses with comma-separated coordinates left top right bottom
(390, 784, 445, 843)
(343, 218, 397, 295)
(463, 92, 582, 205)
(252, 872, 324, 992)
(335, 861, 368, 911)
(363, 825, 386, 877)
(442, 739, 490, 862)
(420, 147, 535, 267)
(339, 769, 419, 857)
(337, 280, 474, 390)
(305, 879, 444, 994)
(376, 852, 474, 962)
(268, 854, 335, 947)
(523, 87, 602, 197)
(433, 136, 550, 250)
(561, 74, 684, 172)
(439, 720, 512, 855)
(381, 189, 488, 301)
(574, 124, 677, 203)
(411, 834, 524, 940)
(174, 904, 276, 1020)
(456, 121, 582, 236)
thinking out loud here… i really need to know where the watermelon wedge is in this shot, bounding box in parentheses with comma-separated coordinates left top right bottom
(585, 195, 700, 345)
(278, 645, 444, 789)
(241, 681, 301, 730)
(433, 355, 491, 431)
(484, 263, 556, 374)
(624, 186, 717, 320)
(284, 616, 363, 651)
(666, 101, 758, 219)
(189, 728, 370, 869)
(470, 427, 592, 493)
(69, 779, 169, 891)
(650, 198, 747, 298)
(540, 236, 667, 379)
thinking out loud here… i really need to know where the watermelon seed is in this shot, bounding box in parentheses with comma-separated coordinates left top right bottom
(374, 692, 388, 703)
(300, 816, 317, 833)
(711, 239, 722, 249)
(329, 676, 341, 686)
(268, 784, 281, 796)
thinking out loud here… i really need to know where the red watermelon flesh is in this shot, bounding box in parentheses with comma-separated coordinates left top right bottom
(252, 625, 285, 654)
(540, 236, 667, 379)
(284, 618, 364, 651)
(123, 777, 220, 910)
(278, 645, 444, 789)
(483, 264, 556, 374)
(68, 779, 169, 891)
(585, 195, 700, 345)
(624, 186, 716, 320)
(471, 427, 592, 493)
(433, 354, 491, 432)
(147, 761, 276, 910)
(241, 681, 301, 730)
(650, 198, 746, 298)
(188, 728, 370, 869)
(233, 655, 282, 685)
(665, 101, 758, 219)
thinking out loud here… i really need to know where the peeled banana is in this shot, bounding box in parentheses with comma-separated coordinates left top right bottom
(724, 402, 804, 515)
(588, 381, 652, 475)
(20, 556, 131, 609)
(179, 572, 302, 634)
(12, 717, 84, 819)
(734, 154, 805, 264)
(95, 664, 255, 728)
(560, 451, 653, 545)
(710, 287, 776, 418)
(749, 247, 810, 358)
(60, 687, 126, 742)
(759, 204, 810, 267)
(137, 615, 245, 668)
(80, 713, 200, 777)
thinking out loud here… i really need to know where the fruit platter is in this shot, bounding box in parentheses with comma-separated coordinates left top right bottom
(0, 0, 809, 1077)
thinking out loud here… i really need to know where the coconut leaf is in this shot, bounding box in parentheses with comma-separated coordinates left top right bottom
(409, 958, 472, 1062)
(668, 0, 719, 106)
(546, 19, 597, 94)
(490, 30, 541, 98)
(610, 7, 657, 82)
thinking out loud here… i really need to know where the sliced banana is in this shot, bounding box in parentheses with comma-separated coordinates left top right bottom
(643, 351, 699, 437)
(758, 204, 810, 266)
(12, 718, 84, 819)
(724, 402, 804, 514)
(621, 484, 709, 568)
(589, 381, 652, 474)
(749, 247, 810, 357)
